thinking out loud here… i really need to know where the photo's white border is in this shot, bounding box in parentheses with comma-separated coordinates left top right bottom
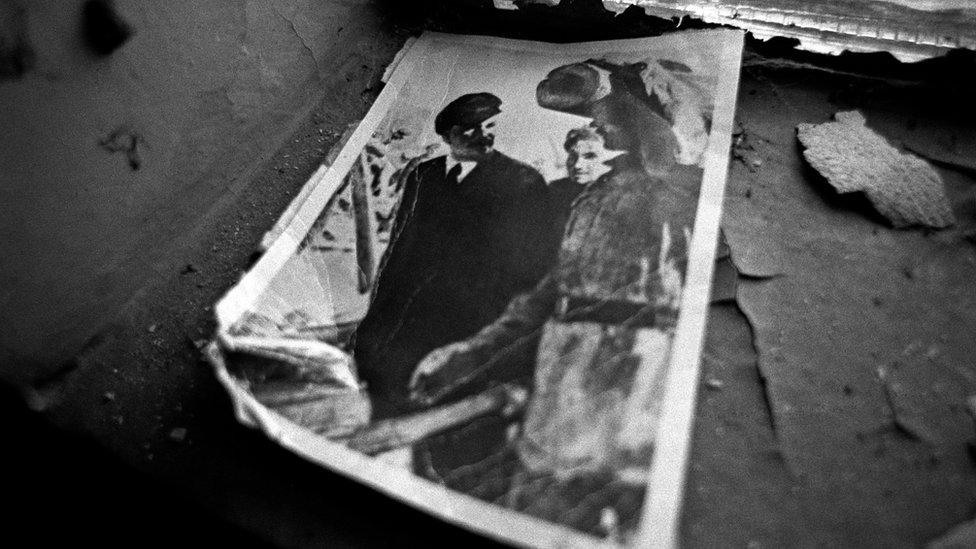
(636, 31, 744, 549)
(206, 343, 604, 549)
(211, 29, 745, 549)
(214, 35, 433, 327)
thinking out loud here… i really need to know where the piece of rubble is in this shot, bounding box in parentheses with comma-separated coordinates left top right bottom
(168, 427, 187, 442)
(704, 378, 724, 390)
(797, 111, 955, 229)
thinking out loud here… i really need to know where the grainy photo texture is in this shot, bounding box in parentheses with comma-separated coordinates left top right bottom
(212, 31, 743, 548)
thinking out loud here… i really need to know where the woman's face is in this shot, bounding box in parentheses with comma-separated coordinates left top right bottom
(566, 137, 623, 185)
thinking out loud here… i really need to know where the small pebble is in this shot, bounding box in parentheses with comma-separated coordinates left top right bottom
(169, 427, 188, 442)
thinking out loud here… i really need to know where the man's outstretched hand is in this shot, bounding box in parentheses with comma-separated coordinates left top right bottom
(408, 341, 479, 407)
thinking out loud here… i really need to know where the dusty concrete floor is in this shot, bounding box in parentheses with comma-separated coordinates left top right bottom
(4, 2, 976, 547)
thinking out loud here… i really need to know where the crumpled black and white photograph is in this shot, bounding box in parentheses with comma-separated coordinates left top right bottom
(212, 30, 742, 547)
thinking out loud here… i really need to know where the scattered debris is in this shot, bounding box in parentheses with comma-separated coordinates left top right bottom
(797, 111, 955, 229)
(258, 121, 355, 252)
(99, 126, 145, 170)
(704, 378, 724, 391)
(82, 0, 133, 56)
(168, 427, 187, 442)
(732, 123, 763, 173)
(180, 263, 199, 275)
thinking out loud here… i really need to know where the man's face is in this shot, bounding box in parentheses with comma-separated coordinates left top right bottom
(567, 137, 624, 185)
(445, 115, 497, 162)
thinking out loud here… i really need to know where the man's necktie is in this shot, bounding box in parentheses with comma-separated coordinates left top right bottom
(446, 163, 463, 185)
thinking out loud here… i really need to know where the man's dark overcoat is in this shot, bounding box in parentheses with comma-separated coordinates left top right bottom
(354, 150, 558, 418)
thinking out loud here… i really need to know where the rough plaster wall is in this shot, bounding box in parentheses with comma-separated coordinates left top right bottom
(0, 0, 394, 383)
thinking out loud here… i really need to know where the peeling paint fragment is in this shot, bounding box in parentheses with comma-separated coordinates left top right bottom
(797, 111, 955, 229)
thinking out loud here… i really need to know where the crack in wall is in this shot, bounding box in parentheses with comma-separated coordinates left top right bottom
(266, 0, 321, 70)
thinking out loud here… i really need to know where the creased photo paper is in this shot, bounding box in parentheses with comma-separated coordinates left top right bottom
(210, 30, 744, 548)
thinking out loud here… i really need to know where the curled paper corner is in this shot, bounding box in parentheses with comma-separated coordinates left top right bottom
(205, 341, 291, 444)
(797, 110, 955, 230)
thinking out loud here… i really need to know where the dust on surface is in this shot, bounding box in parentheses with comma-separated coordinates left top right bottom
(695, 63, 976, 547)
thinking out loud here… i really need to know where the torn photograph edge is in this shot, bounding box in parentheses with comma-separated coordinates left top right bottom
(208, 30, 744, 548)
(599, 0, 976, 62)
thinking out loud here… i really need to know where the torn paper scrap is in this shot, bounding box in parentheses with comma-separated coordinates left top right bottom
(602, 0, 976, 62)
(797, 110, 955, 229)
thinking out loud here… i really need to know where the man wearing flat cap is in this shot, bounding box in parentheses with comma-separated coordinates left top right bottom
(354, 92, 559, 427)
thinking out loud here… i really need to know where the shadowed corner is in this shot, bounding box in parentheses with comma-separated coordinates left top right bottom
(0, 381, 274, 548)
(82, 0, 132, 57)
